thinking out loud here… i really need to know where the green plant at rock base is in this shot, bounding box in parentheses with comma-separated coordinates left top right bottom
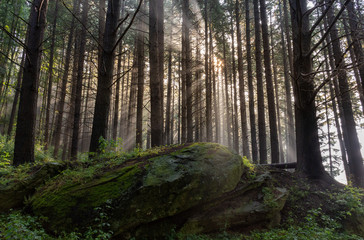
(262, 187, 278, 208)
(247, 208, 363, 240)
(0, 209, 114, 240)
(334, 186, 364, 218)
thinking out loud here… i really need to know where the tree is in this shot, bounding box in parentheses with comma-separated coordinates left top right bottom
(13, 0, 49, 165)
(245, 0, 258, 163)
(289, 0, 351, 179)
(44, 0, 59, 150)
(236, 0, 250, 158)
(70, 0, 89, 159)
(326, 0, 364, 187)
(136, 3, 145, 147)
(253, 0, 267, 164)
(149, 0, 164, 147)
(90, 0, 141, 152)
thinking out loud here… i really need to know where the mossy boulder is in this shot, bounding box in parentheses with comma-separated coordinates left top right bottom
(29, 143, 291, 238)
(31, 143, 246, 235)
(0, 162, 64, 212)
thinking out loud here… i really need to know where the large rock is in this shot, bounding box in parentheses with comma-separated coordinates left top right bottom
(31, 143, 288, 238)
(0, 162, 64, 212)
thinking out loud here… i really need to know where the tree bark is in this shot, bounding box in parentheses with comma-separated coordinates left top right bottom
(236, 0, 250, 158)
(53, 0, 78, 157)
(90, 0, 122, 152)
(44, 0, 59, 150)
(326, 0, 364, 187)
(149, 0, 164, 147)
(245, 0, 258, 163)
(136, 6, 145, 147)
(71, 0, 89, 159)
(290, 0, 325, 178)
(259, 0, 279, 163)
(13, 0, 49, 166)
(253, 0, 267, 164)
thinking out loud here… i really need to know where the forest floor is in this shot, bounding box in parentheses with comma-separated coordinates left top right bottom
(0, 140, 363, 239)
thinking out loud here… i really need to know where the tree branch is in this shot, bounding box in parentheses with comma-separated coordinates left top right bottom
(112, 0, 143, 53)
(61, 0, 103, 51)
(309, 0, 334, 34)
(307, 0, 350, 57)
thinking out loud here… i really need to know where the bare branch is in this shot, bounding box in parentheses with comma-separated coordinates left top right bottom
(307, 0, 350, 57)
(310, 0, 334, 34)
(61, 0, 103, 50)
(112, 0, 143, 53)
(0, 25, 27, 51)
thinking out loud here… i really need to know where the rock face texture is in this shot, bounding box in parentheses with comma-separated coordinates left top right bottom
(0, 162, 64, 212)
(29, 143, 288, 238)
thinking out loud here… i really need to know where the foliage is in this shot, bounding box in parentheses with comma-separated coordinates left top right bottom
(0, 208, 113, 240)
(0, 135, 57, 185)
(334, 186, 364, 218)
(246, 208, 362, 240)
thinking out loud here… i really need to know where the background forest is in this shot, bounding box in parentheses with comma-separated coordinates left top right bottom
(0, 0, 364, 187)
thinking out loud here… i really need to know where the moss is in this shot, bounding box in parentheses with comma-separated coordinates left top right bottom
(32, 163, 145, 232)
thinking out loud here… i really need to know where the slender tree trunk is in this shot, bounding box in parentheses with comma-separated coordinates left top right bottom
(90, 0, 122, 152)
(127, 54, 137, 149)
(236, 0, 249, 157)
(278, 0, 294, 162)
(7, 53, 25, 137)
(71, 0, 89, 159)
(253, 0, 267, 164)
(136, 7, 145, 147)
(165, 19, 173, 145)
(149, 0, 164, 147)
(205, 0, 212, 142)
(13, 0, 49, 166)
(290, 0, 325, 178)
(259, 0, 279, 163)
(327, 1, 364, 187)
(44, 0, 59, 150)
(223, 35, 232, 148)
(346, 1, 364, 99)
(53, 0, 78, 157)
(230, 17, 239, 153)
(270, 13, 284, 163)
(245, 0, 258, 162)
(113, 44, 122, 141)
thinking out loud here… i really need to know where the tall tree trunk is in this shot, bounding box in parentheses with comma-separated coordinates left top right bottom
(222, 35, 232, 147)
(136, 7, 145, 147)
(236, 0, 249, 158)
(71, 0, 89, 159)
(127, 54, 137, 149)
(290, 0, 325, 178)
(44, 0, 59, 150)
(165, 13, 173, 145)
(205, 0, 212, 142)
(346, 1, 364, 99)
(113, 44, 122, 141)
(7, 52, 25, 137)
(230, 16, 239, 153)
(246, 0, 258, 163)
(13, 0, 49, 166)
(90, 0, 122, 152)
(53, 0, 78, 157)
(279, 0, 295, 162)
(149, 0, 164, 147)
(185, 0, 193, 143)
(259, 0, 279, 163)
(270, 13, 284, 163)
(253, 0, 267, 164)
(326, 1, 364, 187)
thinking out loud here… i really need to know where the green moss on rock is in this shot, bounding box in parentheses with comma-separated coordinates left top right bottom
(31, 143, 244, 235)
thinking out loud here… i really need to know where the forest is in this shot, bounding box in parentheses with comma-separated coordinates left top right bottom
(1, 0, 364, 239)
